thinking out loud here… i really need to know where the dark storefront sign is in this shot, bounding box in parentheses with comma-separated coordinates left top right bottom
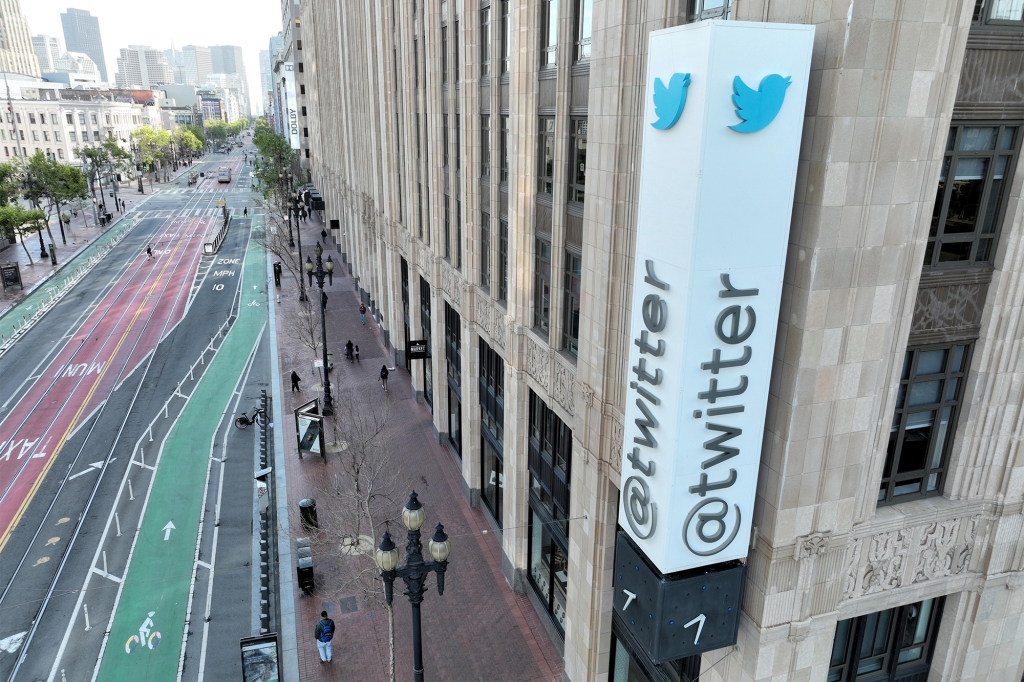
(613, 532, 744, 664)
(1, 262, 22, 290)
(407, 339, 430, 360)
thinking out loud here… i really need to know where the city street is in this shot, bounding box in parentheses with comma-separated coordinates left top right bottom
(0, 149, 268, 681)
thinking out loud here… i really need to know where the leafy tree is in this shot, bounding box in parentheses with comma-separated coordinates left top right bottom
(0, 205, 46, 263)
(173, 128, 203, 153)
(130, 126, 171, 181)
(21, 152, 59, 247)
(45, 164, 89, 236)
(0, 162, 21, 205)
(183, 123, 205, 147)
(205, 120, 229, 144)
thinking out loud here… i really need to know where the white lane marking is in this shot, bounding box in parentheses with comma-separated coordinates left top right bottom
(68, 459, 116, 481)
(0, 631, 27, 653)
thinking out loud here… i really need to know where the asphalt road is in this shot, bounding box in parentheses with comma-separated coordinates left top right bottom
(0, 148, 271, 681)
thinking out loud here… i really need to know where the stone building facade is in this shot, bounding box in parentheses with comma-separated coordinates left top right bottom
(292, 0, 1024, 680)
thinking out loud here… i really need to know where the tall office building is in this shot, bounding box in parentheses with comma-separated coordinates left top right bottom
(295, 1, 1024, 681)
(60, 8, 107, 83)
(181, 45, 212, 87)
(0, 0, 40, 77)
(163, 47, 184, 84)
(258, 49, 271, 117)
(208, 45, 250, 118)
(32, 35, 62, 73)
(114, 46, 171, 89)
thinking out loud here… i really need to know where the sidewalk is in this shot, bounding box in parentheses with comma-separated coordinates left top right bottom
(0, 160, 202, 316)
(272, 214, 564, 681)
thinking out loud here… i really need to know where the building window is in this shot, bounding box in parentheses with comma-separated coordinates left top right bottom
(563, 251, 581, 356)
(535, 238, 552, 334)
(51, 114, 57, 124)
(303, 127, 309, 137)
(65, 113, 72, 124)
(501, 0, 510, 73)
(28, 113, 35, 124)
(480, 339, 504, 444)
(527, 390, 572, 633)
(78, 113, 85, 125)
(829, 598, 944, 682)
(500, 116, 509, 182)
(418, 182, 424, 239)
(55, 131, 61, 142)
(454, 114, 461, 173)
(93, 131, 101, 141)
(480, 212, 491, 288)
(31, 131, 38, 142)
(498, 219, 508, 302)
(880, 344, 971, 504)
(297, 39, 303, 50)
(105, 114, 111, 124)
(69, 131, 76, 142)
(575, 0, 592, 61)
(481, 6, 492, 78)
(539, 117, 555, 195)
(91, 113, 97, 124)
(926, 123, 1019, 268)
(540, 0, 559, 69)
(973, 0, 1024, 25)
(57, 149, 63, 159)
(43, 131, 49, 141)
(420, 277, 433, 409)
(444, 198, 452, 260)
(301, 106, 307, 116)
(481, 115, 490, 178)
(454, 20, 460, 82)
(300, 84, 306, 94)
(445, 302, 462, 456)
(443, 114, 450, 168)
(298, 62, 304, 72)
(569, 118, 587, 203)
(455, 199, 463, 269)
(441, 24, 448, 85)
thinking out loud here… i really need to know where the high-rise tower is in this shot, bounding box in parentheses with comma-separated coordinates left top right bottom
(208, 45, 250, 118)
(0, 0, 40, 77)
(60, 8, 108, 82)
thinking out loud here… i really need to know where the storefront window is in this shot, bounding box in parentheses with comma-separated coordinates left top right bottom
(529, 508, 568, 633)
(481, 439, 503, 524)
(420, 277, 433, 409)
(448, 385, 462, 455)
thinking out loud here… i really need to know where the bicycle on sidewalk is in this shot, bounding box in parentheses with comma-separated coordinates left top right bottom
(235, 406, 267, 429)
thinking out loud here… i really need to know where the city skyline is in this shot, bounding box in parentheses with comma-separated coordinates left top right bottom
(22, 0, 276, 114)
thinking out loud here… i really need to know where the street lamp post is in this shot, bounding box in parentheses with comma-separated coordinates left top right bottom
(375, 492, 451, 682)
(280, 173, 295, 247)
(305, 242, 335, 416)
(131, 141, 144, 194)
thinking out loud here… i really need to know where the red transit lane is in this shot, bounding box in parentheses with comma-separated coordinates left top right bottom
(0, 215, 213, 553)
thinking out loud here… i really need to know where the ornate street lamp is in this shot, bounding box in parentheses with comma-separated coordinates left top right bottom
(305, 241, 335, 416)
(375, 492, 451, 682)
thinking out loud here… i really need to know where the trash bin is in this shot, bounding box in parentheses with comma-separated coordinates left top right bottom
(49, 244, 57, 266)
(299, 498, 318, 529)
(104, 212, 112, 224)
(297, 556, 314, 593)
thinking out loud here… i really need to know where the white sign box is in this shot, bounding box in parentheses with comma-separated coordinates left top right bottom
(619, 20, 814, 574)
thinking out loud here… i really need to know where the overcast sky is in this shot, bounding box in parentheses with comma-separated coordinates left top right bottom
(23, 0, 282, 114)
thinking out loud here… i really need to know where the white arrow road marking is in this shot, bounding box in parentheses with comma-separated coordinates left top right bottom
(0, 631, 27, 654)
(162, 521, 176, 541)
(68, 459, 116, 480)
(621, 589, 636, 611)
(684, 614, 706, 645)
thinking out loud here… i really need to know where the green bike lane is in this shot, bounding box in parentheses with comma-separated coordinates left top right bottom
(96, 221, 267, 681)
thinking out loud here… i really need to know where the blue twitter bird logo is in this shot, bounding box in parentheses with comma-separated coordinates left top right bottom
(729, 74, 791, 133)
(651, 73, 691, 130)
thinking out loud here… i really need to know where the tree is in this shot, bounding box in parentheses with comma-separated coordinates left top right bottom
(183, 123, 205, 147)
(130, 126, 171, 183)
(45, 164, 89, 238)
(174, 128, 202, 154)
(0, 205, 46, 263)
(205, 120, 229, 144)
(308, 388, 402, 682)
(21, 152, 59, 248)
(0, 162, 21, 205)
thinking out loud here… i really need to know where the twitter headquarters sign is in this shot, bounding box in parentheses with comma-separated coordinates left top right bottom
(619, 20, 814, 575)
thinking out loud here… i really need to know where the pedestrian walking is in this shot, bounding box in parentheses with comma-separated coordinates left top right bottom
(314, 611, 335, 663)
(321, 291, 328, 310)
(345, 340, 354, 361)
(146, 245, 153, 260)
(321, 228, 328, 241)
(121, 199, 126, 212)
(354, 345, 360, 362)
(291, 371, 301, 391)
(359, 303, 367, 325)
(379, 364, 389, 392)
(243, 206, 248, 217)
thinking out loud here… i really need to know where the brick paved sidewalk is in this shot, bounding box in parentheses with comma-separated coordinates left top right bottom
(0, 159, 201, 315)
(271, 214, 564, 682)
